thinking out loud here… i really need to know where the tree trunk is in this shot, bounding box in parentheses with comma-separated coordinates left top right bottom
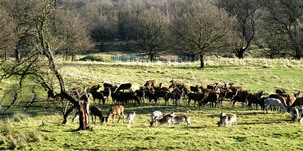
(199, 54, 204, 68)
(62, 104, 77, 124)
(292, 38, 302, 60)
(15, 49, 20, 61)
(65, 53, 68, 61)
(71, 53, 76, 61)
(78, 100, 91, 130)
(4, 50, 7, 61)
(35, 2, 80, 127)
(149, 54, 154, 62)
(235, 48, 245, 59)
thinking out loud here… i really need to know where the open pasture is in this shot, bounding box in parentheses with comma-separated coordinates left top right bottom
(1, 57, 303, 150)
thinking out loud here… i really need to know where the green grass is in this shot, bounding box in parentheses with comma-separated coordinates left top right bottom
(1, 57, 303, 150)
(59, 57, 303, 93)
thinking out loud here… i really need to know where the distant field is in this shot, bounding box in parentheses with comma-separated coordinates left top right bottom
(1, 57, 303, 150)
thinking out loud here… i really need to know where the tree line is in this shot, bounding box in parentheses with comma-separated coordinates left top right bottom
(0, 0, 303, 68)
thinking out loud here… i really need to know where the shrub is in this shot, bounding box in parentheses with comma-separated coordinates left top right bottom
(79, 54, 111, 62)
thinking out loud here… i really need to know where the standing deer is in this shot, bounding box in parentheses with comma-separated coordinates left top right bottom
(106, 105, 125, 124)
(173, 115, 191, 128)
(157, 112, 175, 127)
(89, 106, 105, 124)
(149, 111, 163, 127)
(218, 112, 237, 127)
(72, 106, 105, 124)
(127, 111, 136, 127)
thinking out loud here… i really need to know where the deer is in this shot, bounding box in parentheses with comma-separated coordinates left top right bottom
(127, 111, 136, 127)
(290, 107, 300, 122)
(173, 115, 191, 128)
(89, 106, 105, 124)
(116, 83, 132, 92)
(218, 112, 237, 127)
(149, 111, 163, 127)
(157, 112, 175, 127)
(106, 105, 125, 124)
(72, 106, 105, 124)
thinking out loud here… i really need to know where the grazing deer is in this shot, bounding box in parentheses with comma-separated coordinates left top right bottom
(264, 98, 287, 113)
(127, 111, 136, 127)
(106, 105, 125, 124)
(149, 111, 163, 127)
(158, 112, 175, 127)
(173, 115, 191, 128)
(72, 106, 105, 124)
(89, 106, 105, 124)
(218, 112, 237, 127)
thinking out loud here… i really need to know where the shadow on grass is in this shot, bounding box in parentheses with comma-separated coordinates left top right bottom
(0, 104, 63, 119)
(239, 119, 291, 125)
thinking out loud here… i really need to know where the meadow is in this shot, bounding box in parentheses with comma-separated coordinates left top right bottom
(1, 57, 303, 150)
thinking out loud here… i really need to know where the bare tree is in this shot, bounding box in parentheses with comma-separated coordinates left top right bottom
(0, 0, 39, 61)
(216, 0, 261, 59)
(261, 0, 303, 59)
(171, 0, 233, 68)
(120, 8, 170, 62)
(0, 8, 17, 60)
(52, 9, 93, 61)
(0, 0, 91, 130)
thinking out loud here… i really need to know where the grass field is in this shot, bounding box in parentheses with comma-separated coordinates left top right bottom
(1, 57, 303, 150)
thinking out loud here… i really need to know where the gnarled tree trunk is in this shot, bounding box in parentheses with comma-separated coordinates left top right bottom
(78, 100, 91, 130)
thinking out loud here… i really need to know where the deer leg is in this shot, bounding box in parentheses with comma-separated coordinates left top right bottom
(232, 101, 236, 107)
(117, 116, 120, 123)
(112, 115, 115, 124)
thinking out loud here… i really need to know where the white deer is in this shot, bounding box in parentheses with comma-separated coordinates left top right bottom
(127, 111, 136, 127)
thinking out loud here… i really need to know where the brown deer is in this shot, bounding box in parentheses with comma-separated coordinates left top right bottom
(72, 106, 105, 124)
(218, 112, 237, 127)
(149, 111, 163, 127)
(173, 115, 191, 128)
(89, 106, 105, 124)
(157, 112, 175, 127)
(106, 105, 125, 124)
(116, 83, 132, 92)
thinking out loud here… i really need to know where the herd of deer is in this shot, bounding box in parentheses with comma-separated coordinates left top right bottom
(67, 79, 303, 128)
(71, 104, 192, 128)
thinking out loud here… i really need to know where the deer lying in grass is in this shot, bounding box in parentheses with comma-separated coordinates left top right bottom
(127, 111, 136, 127)
(218, 112, 237, 127)
(149, 111, 163, 127)
(106, 105, 125, 124)
(173, 115, 191, 128)
(157, 112, 175, 127)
